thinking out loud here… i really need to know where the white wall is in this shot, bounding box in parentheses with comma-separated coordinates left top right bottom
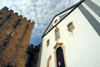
(40, 2, 100, 67)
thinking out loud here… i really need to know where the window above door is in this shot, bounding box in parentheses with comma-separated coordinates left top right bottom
(55, 26, 60, 41)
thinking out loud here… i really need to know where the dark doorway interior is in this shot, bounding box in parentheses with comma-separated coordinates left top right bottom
(56, 47, 65, 67)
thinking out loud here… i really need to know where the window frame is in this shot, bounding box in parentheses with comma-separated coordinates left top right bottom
(47, 55, 51, 67)
(67, 21, 75, 32)
(55, 26, 60, 41)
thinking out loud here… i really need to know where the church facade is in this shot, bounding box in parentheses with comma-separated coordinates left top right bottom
(40, 0, 100, 67)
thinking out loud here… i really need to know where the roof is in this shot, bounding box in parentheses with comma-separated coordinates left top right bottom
(59, 12, 68, 21)
(42, 0, 85, 38)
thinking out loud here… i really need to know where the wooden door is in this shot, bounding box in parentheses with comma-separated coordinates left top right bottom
(56, 47, 65, 67)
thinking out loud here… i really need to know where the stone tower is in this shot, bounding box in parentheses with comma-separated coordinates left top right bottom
(0, 7, 35, 67)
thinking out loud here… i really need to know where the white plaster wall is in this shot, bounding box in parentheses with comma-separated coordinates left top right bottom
(57, 7, 100, 67)
(40, 28, 56, 67)
(40, 2, 100, 67)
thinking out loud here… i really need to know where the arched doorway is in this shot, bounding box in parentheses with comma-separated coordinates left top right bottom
(56, 47, 65, 67)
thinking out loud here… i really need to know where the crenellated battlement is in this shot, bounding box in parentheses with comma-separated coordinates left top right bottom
(19, 15, 23, 18)
(28, 19, 31, 22)
(31, 21, 35, 24)
(1, 6, 34, 23)
(9, 10, 14, 13)
(15, 12, 18, 16)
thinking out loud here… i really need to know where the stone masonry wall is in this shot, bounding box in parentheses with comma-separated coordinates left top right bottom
(0, 7, 35, 67)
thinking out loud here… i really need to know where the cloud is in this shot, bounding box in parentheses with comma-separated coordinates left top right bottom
(0, 0, 79, 45)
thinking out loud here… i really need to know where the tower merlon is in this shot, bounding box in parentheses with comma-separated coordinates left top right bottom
(28, 19, 31, 22)
(9, 10, 14, 14)
(19, 15, 23, 18)
(15, 12, 18, 16)
(24, 17, 27, 20)
(32, 21, 35, 24)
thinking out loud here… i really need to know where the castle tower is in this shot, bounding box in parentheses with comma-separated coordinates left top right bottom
(0, 7, 35, 67)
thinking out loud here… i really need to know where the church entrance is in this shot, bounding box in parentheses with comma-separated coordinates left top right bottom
(56, 47, 65, 67)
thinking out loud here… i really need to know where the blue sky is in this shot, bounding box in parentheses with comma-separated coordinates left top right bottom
(0, 0, 79, 45)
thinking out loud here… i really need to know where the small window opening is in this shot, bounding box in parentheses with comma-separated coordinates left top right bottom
(47, 40, 50, 47)
(5, 27, 7, 29)
(14, 19, 20, 28)
(15, 46, 17, 48)
(56, 31, 60, 40)
(26, 24, 29, 29)
(0, 12, 3, 14)
(18, 39, 20, 40)
(3, 42, 9, 46)
(54, 19, 58, 24)
(7, 14, 11, 19)
(0, 24, 2, 27)
(1, 48, 4, 50)
(4, 42, 7, 46)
